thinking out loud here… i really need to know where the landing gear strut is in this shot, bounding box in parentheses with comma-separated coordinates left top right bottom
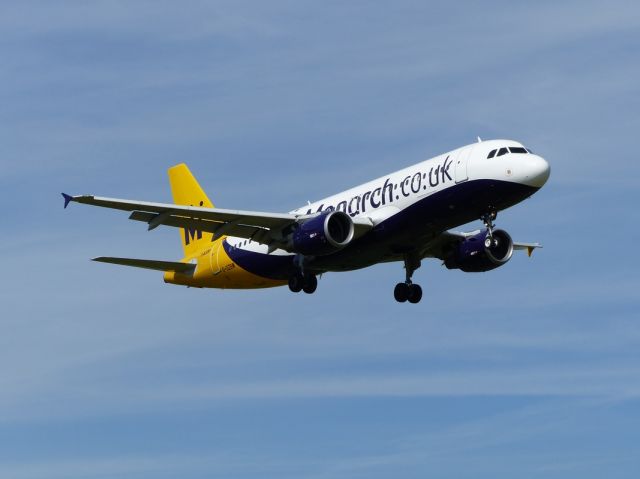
(394, 253, 423, 304)
(481, 210, 498, 248)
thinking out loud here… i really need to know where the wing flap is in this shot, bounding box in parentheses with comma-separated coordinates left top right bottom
(129, 210, 224, 233)
(92, 256, 196, 273)
(128, 211, 273, 242)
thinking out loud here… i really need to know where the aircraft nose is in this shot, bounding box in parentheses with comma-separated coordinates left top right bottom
(522, 155, 550, 188)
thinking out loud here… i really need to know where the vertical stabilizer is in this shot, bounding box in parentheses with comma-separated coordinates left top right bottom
(168, 163, 214, 259)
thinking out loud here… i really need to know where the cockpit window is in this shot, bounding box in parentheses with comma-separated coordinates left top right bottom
(488, 145, 533, 158)
(509, 147, 528, 154)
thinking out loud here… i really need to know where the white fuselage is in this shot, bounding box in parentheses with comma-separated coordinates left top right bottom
(226, 139, 550, 258)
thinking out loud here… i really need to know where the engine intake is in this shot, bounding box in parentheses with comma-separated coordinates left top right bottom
(291, 211, 354, 256)
(445, 229, 514, 272)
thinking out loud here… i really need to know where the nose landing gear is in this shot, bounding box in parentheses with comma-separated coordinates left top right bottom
(481, 210, 498, 247)
(394, 252, 423, 304)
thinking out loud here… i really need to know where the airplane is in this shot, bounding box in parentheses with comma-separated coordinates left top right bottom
(62, 138, 550, 303)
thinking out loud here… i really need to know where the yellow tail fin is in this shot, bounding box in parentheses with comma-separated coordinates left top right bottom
(168, 163, 214, 259)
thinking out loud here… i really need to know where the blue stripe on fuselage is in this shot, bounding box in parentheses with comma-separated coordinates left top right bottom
(376, 178, 538, 237)
(223, 240, 293, 280)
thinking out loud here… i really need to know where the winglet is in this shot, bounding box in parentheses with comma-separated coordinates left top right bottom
(62, 193, 73, 209)
(527, 246, 534, 257)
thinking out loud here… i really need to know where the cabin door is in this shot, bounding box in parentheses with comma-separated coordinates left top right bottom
(455, 146, 473, 183)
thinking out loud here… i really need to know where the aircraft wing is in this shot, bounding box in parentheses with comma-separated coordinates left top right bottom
(62, 194, 373, 248)
(422, 230, 542, 260)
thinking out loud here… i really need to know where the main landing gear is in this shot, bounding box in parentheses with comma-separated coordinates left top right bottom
(394, 253, 423, 304)
(289, 255, 318, 294)
(288, 272, 318, 294)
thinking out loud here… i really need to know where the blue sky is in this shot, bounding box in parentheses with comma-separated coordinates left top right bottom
(1, 1, 640, 477)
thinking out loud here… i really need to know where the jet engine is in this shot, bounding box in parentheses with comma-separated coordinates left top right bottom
(290, 211, 354, 256)
(444, 229, 513, 272)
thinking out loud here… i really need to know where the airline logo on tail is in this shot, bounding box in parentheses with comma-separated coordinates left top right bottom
(184, 227, 202, 245)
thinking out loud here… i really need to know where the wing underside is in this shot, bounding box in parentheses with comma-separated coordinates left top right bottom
(63, 194, 373, 250)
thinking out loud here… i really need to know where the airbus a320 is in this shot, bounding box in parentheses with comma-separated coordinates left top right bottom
(63, 139, 550, 303)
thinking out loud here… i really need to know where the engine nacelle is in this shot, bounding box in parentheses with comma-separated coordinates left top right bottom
(444, 229, 514, 272)
(291, 211, 354, 256)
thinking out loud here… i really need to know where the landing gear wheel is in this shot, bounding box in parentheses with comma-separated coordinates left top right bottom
(302, 274, 318, 294)
(394, 282, 409, 303)
(288, 274, 303, 293)
(407, 284, 422, 304)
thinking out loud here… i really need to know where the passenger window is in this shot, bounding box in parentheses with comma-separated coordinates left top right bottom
(487, 149, 496, 159)
(509, 147, 528, 154)
(497, 147, 509, 156)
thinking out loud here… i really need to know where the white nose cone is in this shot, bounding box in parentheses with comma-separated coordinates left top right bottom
(521, 155, 550, 187)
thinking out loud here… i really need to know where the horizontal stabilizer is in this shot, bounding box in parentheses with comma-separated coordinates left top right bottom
(92, 257, 196, 273)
